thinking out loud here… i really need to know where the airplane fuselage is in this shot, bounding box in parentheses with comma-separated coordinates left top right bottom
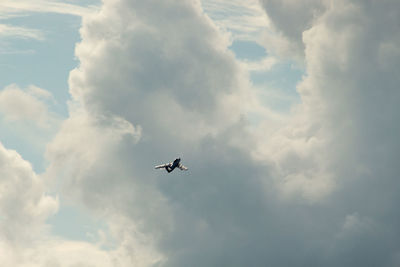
(155, 157, 187, 173)
(166, 158, 181, 172)
(171, 158, 181, 169)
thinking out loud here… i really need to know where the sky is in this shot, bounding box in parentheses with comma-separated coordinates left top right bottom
(0, 0, 400, 266)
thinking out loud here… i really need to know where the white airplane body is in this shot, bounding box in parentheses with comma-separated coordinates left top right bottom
(155, 158, 188, 173)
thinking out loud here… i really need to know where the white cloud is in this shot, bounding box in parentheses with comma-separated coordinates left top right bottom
(0, 0, 99, 18)
(0, 84, 59, 129)
(0, 24, 44, 40)
(0, 143, 58, 239)
(27, 85, 55, 101)
(0, 1, 99, 42)
(0, 141, 56, 265)
(202, 0, 271, 42)
(239, 56, 277, 72)
(0, 140, 159, 266)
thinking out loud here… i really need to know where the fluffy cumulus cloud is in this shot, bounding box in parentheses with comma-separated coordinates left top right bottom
(257, 0, 400, 265)
(0, 142, 57, 253)
(0, 142, 119, 266)
(35, 0, 400, 266)
(0, 84, 59, 128)
(259, 0, 327, 59)
(46, 0, 274, 265)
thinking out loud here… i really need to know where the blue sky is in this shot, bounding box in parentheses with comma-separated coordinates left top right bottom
(0, 13, 81, 174)
(0, 12, 80, 115)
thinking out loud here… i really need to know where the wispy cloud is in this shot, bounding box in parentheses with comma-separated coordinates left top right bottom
(0, 0, 99, 18)
(0, 1, 99, 51)
(0, 24, 44, 40)
(239, 56, 277, 72)
(201, 0, 270, 42)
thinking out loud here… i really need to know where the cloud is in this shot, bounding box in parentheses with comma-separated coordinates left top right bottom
(257, 0, 400, 264)
(0, 84, 60, 129)
(201, 0, 270, 42)
(27, 85, 55, 101)
(0, 142, 58, 242)
(0, 24, 44, 40)
(46, 0, 270, 265)
(0, 140, 157, 266)
(37, 0, 400, 266)
(0, 141, 56, 265)
(238, 56, 277, 72)
(0, 0, 98, 18)
(259, 0, 328, 61)
(0, 1, 99, 43)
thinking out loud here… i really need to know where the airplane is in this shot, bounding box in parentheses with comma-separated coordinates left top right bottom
(155, 158, 188, 173)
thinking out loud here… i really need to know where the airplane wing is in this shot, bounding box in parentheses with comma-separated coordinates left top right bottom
(178, 163, 188, 171)
(155, 163, 170, 169)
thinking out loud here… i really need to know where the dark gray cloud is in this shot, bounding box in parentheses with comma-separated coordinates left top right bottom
(259, 0, 326, 54)
(261, 0, 400, 265)
(258, 0, 327, 60)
